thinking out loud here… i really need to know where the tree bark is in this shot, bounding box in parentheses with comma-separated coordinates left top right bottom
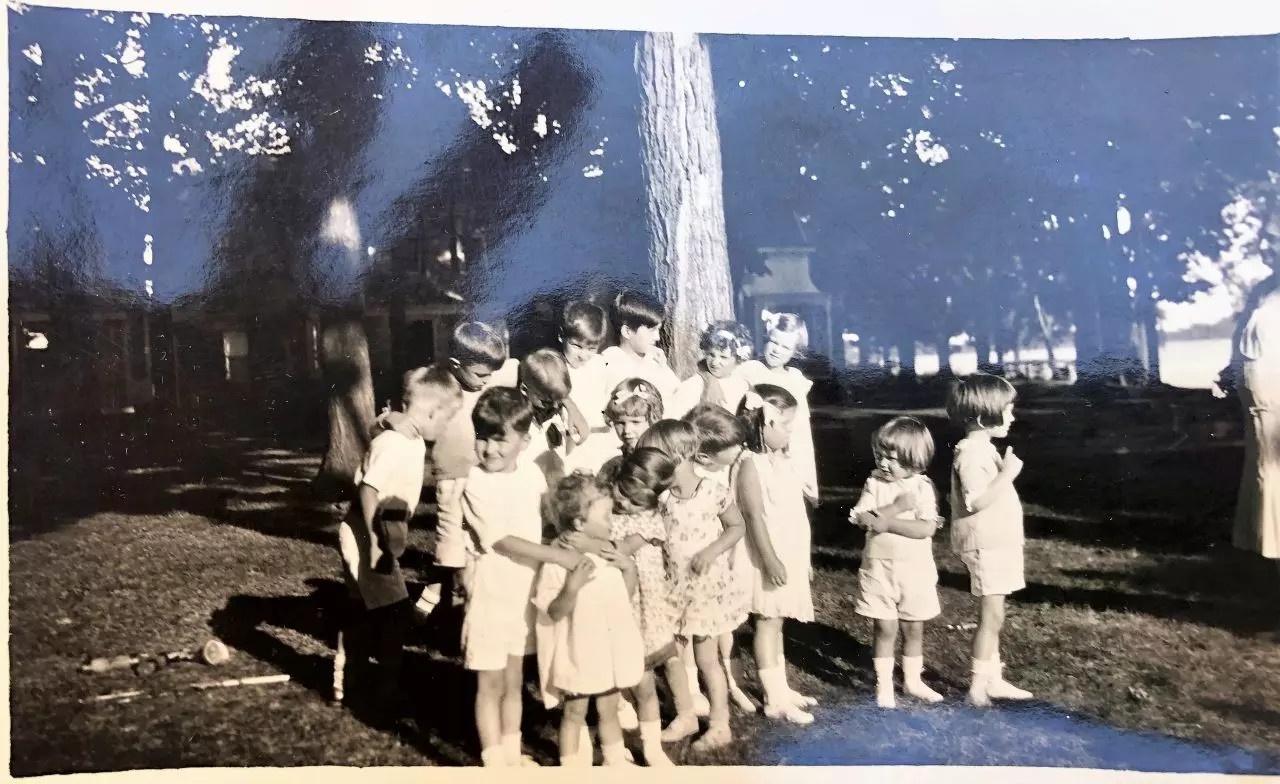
(316, 312, 377, 498)
(635, 32, 735, 379)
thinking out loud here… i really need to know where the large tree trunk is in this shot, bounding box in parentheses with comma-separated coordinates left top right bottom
(316, 312, 376, 498)
(636, 32, 735, 379)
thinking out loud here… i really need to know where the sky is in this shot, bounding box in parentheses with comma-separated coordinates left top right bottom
(7, 6, 1278, 341)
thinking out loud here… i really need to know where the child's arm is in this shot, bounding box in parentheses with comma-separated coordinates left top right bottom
(546, 559, 595, 621)
(615, 533, 648, 558)
(356, 482, 382, 568)
(561, 398, 589, 447)
(494, 536, 586, 571)
(374, 410, 418, 439)
(614, 554, 639, 596)
(958, 447, 1023, 513)
(691, 499, 747, 575)
(735, 458, 785, 583)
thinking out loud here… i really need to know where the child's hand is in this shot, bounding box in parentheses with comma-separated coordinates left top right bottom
(884, 492, 914, 516)
(380, 410, 417, 438)
(368, 538, 384, 572)
(565, 405, 589, 445)
(1001, 447, 1024, 480)
(763, 555, 788, 587)
(604, 550, 636, 574)
(689, 548, 716, 576)
(564, 558, 596, 592)
(866, 513, 892, 534)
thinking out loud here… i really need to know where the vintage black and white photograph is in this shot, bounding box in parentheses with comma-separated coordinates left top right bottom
(6, 0, 1280, 776)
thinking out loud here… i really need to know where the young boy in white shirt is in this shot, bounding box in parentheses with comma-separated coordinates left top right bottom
(335, 366, 463, 717)
(460, 386, 590, 766)
(600, 290, 681, 405)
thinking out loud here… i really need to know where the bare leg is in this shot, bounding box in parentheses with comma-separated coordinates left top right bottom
(558, 697, 591, 766)
(691, 636, 732, 751)
(500, 656, 535, 765)
(475, 670, 507, 766)
(596, 692, 634, 766)
(721, 632, 757, 712)
(661, 656, 699, 741)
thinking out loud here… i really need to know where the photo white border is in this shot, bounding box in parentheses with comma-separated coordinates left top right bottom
(3, 1, 1279, 782)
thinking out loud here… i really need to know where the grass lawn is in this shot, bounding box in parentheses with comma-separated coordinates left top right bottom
(8, 399, 1280, 774)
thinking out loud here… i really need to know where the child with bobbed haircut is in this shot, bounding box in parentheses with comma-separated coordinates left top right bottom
(560, 302, 618, 473)
(850, 416, 945, 708)
(533, 472, 643, 767)
(597, 378, 665, 480)
(945, 374, 1032, 707)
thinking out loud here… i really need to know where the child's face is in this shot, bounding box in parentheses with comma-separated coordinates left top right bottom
(576, 495, 614, 540)
(521, 381, 565, 418)
(613, 415, 651, 452)
(561, 336, 600, 370)
(474, 425, 530, 473)
(703, 347, 738, 379)
(874, 447, 917, 482)
(408, 397, 460, 443)
(762, 329, 799, 369)
(762, 408, 797, 452)
(452, 360, 497, 393)
(697, 444, 744, 473)
(987, 404, 1015, 438)
(622, 324, 661, 356)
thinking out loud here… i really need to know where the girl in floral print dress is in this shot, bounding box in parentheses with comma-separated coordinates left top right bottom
(657, 405, 750, 752)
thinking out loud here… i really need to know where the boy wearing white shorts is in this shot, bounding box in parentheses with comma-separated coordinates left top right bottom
(460, 386, 587, 766)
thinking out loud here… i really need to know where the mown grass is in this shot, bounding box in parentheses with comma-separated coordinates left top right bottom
(8, 398, 1280, 774)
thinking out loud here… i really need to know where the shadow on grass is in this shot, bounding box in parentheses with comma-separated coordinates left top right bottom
(206, 578, 570, 767)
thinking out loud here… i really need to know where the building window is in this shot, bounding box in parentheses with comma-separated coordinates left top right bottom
(223, 330, 249, 383)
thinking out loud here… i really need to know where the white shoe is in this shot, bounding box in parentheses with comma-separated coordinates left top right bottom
(904, 679, 944, 703)
(660, 713, 700, 742)
(618, 697, 640, 730)
(876, 687, 897, 709)
(764, 700, 815, 725)
(987, 668, 1033, 701)
(727, 676, 758, 713)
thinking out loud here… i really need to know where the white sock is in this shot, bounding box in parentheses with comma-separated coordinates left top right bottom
(969, 657, 996, 706)
(481, 746, 508, 767)
(873, 657, 896, 708)
(602, 740, 631, 766)
(501, 733, 522, 764)
(639, 720, 672, 766)
(415, 583, 441, 614)
(780, 655, 817, 707)
(901, 655, 943, 702)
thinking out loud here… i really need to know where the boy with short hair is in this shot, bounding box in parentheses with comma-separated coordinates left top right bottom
(601, 290, 681, 405)
(460, 386, 589, 766)
(335, 365, 463, 716)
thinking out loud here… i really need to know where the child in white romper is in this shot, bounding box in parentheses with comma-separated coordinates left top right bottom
(946, 374, 1034, 707)
(850, 416, 945, 708)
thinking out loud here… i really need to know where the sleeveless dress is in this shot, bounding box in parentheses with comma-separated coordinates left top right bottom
(741, 451, 815, 622)
(662, 476, 750, 639)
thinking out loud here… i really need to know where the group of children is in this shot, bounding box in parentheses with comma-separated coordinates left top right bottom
(336, 289, 1033, 766)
